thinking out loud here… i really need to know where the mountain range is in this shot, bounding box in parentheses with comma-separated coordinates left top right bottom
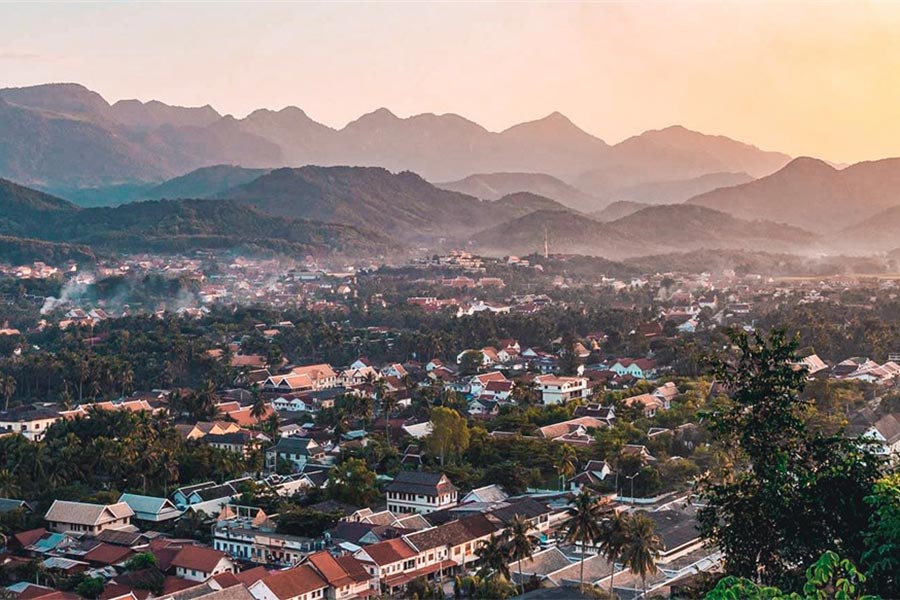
(0, 83, 792, 209)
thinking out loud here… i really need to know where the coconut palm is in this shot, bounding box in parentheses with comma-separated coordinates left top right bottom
(554, 443, 578, 490)
(620, 512, 662, 598)
(249, 386, 268, 424)
(598, 511, 628, 596)
(564, 489, 611, 589)
(475, 534, 510, 580)
(504, 515, 534, 596)
(1, 375, 15, 411)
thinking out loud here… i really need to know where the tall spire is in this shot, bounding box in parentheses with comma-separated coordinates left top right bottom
(543, 226, 549, 258)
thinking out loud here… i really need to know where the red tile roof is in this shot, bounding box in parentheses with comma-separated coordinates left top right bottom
(83, 543, 134, 566)
(258, 565, 327, 600)
(360, 538, 416, 566)
(171, 545, 228, 573)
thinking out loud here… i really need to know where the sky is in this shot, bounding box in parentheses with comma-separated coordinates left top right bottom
(2, 1, 900, 164)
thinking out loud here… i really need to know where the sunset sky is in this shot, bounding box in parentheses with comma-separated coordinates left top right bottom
(2, 2, 899, 164)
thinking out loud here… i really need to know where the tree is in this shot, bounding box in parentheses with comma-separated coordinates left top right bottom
(697, 329, 883, 589)
(707, 551, 873, 600)
(0, 375, 15, 411)
(619, 512, 661, 597)
(250, 386, 268, 424)
(475, 535, 510, 580)
(326, 457, 378, 506)
(553, 444, 578, 491)
(124, 552, 158, 571)
(459, 351, 484, 376)
(563, 489, 610, 589)
(504, 515, 534, 596)
(598, 511, 628, 597)
(75, 576, 105, 599)
(862, 473, 900, 595)
(424, 406, 470, 466)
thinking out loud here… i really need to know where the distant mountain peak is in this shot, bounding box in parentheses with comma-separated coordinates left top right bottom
(781, 156, 836, 172)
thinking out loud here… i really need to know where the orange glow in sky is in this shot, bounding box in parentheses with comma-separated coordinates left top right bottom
(3, 2, 900, 164)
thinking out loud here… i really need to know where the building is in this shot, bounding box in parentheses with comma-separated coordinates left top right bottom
(533, 375, 589, 405)
(248, 564, 328, 600)
(0, 407, 61, 441)
(171, 545, 236, 582)
(118, 493, 182, 523)
(266, 437, 325, 471)
(385, 472, 457, 515)
(44, 500, 134, 535)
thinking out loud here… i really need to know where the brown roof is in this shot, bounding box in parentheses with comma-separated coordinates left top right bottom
(83, 542, 134, 566)
(257, 565, 327, 599)
(334, 555, 371, 584)
(171, 546, 228, 573)
(306, 551, 353, 587)
(233, 566, 269, 586)
(13, 528, 48, 547)
(360, 537, 416, 566)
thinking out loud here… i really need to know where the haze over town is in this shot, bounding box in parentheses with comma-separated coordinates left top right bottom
(0, 3, 899, 600)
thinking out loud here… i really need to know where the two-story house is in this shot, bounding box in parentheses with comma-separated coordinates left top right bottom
(266, 437, 325, 471)
(533, 375, 589, 405)
(385, 472, 457, 515)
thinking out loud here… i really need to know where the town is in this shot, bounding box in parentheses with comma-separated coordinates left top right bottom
(0, 249, 896, 599)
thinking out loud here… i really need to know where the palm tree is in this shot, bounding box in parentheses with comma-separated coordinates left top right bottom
(620, 512, 662, 598)
(1, 375, 15, 411)
(474, 535, 510, 580)
(377, 380, 397, 447)
(249, 386, 268, 424)
(563, 489, 611, 589)
(554, 444, 578, 491)
(598, 511, 628, 597)
(504, 515, 534, 596)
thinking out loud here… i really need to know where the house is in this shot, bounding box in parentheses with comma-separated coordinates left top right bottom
(172, 480, 246, 514)
(353, 538, 418, 594)
(338, 367, 380, 388)
(303, 551, 373, 600)
(0, 407, 60, 441)
(118, 493, 182, 523)
(572, 404, 616, 425)
(537, 417, 605, 446)
(652, 382, 679, 407)
(569, 460, 612, 489)
(461, 485, 508, 504)
(44, 500, 134, 535)
(248, 564, 328, 600)
(622, 393, 665, 417)
(171, 545, 235, 582)
(620, 444, 655, 463)
(467, 372, 508, 396)
(385, 472, 458, 515)
(793, 353, 828, 375)
(609, 359, 657, 380)
(0, 498, 34, 514)
(266, 437, 325, 471)
(861, 413, 900, 457)
(533, 375, 589, 405)
(467, 398, 499, 419)
(206, 431, 268, 455)
(380, 364, 408, 379)
(263, 364, 337, 394)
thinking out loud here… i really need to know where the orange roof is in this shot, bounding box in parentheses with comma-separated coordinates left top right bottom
(258, 565, 327, 600)
(360, 538, 416, 566)
(306, 551, 353, 587)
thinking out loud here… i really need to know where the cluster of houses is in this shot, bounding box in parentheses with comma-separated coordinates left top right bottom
(0, 465, 715, 600)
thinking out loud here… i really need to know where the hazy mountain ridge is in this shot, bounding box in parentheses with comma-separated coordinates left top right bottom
(435, 172, 599, 211)
(143, 165, 271, 200)
(591, 200, 651, 222)
(0, 176, 396, 258)
(687, 156, 900, 234)
(470, 204, 817, 259)
(0, 83, 795, 194)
